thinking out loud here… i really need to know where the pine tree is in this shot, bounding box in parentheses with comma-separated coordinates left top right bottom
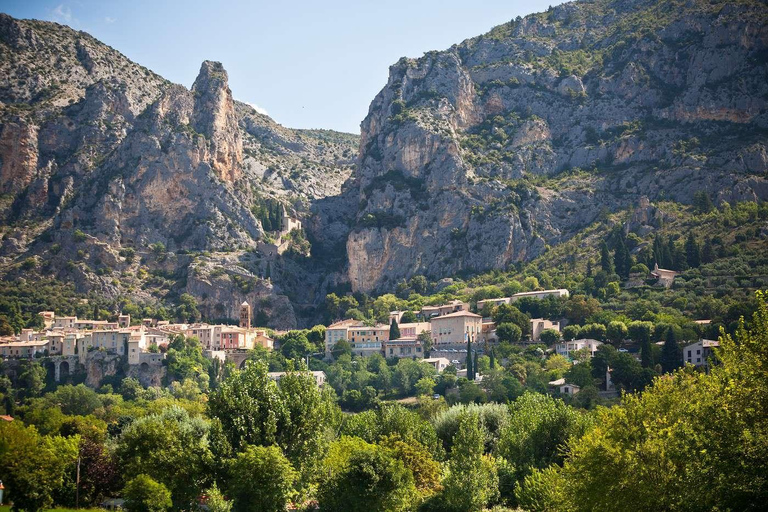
(600, 241, 614, 274)
(661, 327, 680, 373)
(389, 318, 401, 340)
(685, 232, 701, 268)
(693, 190, 714, 214)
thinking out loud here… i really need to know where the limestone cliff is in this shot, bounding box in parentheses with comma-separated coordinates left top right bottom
(347, 0, 768, 292)
(0, 14, 357, 328)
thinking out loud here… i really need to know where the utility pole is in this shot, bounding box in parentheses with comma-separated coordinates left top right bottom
(75, 455, 81, 509)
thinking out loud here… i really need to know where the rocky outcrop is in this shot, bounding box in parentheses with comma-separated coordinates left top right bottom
(0, 14, 358, 328)
(191, 61, 243, 182)
(0, 119, 38, 194)
(347, 0, 768, 292)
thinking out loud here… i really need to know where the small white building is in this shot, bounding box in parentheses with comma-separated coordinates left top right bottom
(555, 339, 603, 359)
(683, 339, 719, 369)
(531, 318, 560, 341)
(559, 383, 580, 395)
(268, 370, 326, 387)
(510, 289, 570, 302)
(423, 357, 451, 372)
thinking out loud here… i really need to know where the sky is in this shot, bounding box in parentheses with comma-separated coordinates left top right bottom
(1, 0, 563, 133)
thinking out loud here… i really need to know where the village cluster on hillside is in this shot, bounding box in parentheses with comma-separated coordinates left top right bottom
(0, 302, 273, 383)
(1, 286, 718, 394)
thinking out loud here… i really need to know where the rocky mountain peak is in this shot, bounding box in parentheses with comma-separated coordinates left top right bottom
(191, 60, 243, 182)
(0, 13, 38, 50)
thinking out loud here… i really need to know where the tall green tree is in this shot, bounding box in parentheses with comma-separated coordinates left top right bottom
(227, 445, 296, 512)
(123, 475, 172, 512)
(389, 318, 401, 340)
(318, 438, 416, 512)
(613, 236, 632, 279)
(685, 232, 701, 268)
(599, 241, 614, 274)
(466, 338, 473, 379)
(0, 421, 79, 512)
(661, 327, 680, 373)
(115, 407, 213, 507)
(628, 321, 655, 368)
(559, 291, 768, 510)
(208, 361, 337, 486)
(438, 413, 499, 511)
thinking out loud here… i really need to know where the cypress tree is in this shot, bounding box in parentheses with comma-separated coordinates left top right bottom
(614, 236, 632, 279)
(466, 337, 473, 378)
(701, 237, 714, 264)
(666, 237, 678, 269)
(489, 349, 496, 369)
(586, 259, 593, 278)
(661, 327, 680, 373)
(685, 232, 701, 268)
(640, 337, 653, 368)
(600, 241, 614, 274)
(389, 318, 401, 340)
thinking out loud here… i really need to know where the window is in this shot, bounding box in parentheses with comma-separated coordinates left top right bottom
(688, 350, 692, 357)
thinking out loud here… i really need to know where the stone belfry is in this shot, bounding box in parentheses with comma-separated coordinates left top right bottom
(239, 301, 251, 329)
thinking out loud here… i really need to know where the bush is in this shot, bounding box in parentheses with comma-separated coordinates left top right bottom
(228, 445, 296, 512)
(124, 474, 172, 512)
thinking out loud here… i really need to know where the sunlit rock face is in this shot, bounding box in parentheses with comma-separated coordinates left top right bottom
(347, 0, 768, 292)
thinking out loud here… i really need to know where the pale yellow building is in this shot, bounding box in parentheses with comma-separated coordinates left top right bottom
(430, 311, 482, 345)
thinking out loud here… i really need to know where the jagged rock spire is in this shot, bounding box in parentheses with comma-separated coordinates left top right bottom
(192, 61, 243, 182)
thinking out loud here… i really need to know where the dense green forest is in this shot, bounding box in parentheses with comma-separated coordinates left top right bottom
(1, 292, 766, 512)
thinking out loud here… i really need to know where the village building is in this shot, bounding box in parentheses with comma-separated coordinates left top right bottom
(560, 383, 581, 395)
(0, 340, 51, 358)
(650, 263, 677, 288)
(683, 339, 719, 369)
(399, 322, 430, 338)
(53, 316, 77, 330)
(476, 297, 512, 310)
(420, 300, 470, 319)
(509, 289, 570, 302)
(118, 314, 131, 328)
(383, 338, 424, 359)
(39, 311, 55, 329)
(430, 311, 482, 346)
(324, 319, 359, 356)
(555, 339, 603, 359)
(347, 324, 390, 358)
(268, 370, 326, 387)
(423, 357, 451, 372)
(531, 318, 561, 342)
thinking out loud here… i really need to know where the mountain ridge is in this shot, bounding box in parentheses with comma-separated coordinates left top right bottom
(346, 0, 768, 293)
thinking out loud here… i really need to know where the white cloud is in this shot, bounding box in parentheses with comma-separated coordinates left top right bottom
(244, 101, 269, 117)
(51, 4, 72, 23)
(104, 16, 117, 24)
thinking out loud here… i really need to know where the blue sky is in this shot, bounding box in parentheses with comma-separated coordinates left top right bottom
(2, 0, 563, 133)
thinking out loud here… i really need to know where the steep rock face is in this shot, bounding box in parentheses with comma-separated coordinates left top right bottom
(64, 65, 261, 252)
(348, 0, 768, 292)
(0, 14, 358, 328)
(0, 119, 38, 194)
(191, 61, 243, 182)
